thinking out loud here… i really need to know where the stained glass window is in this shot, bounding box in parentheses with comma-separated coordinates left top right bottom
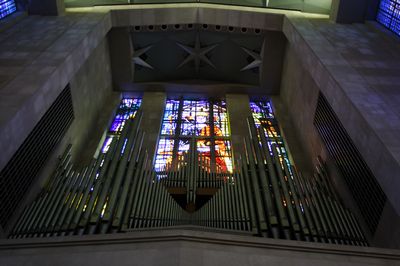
(100, 98, 141, 153)
(377, 0, 400, 36)
(250, 101, 293, 177)
(155, 99, 233, 174)
(0, 0, 16, 19)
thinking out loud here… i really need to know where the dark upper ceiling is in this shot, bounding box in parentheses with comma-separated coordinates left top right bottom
(109, 24, 287, 95)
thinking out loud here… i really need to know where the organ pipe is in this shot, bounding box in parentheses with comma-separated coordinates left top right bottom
(9, 112, 368, 247)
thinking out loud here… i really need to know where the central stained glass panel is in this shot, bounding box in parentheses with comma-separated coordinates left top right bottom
(155, 99, 233, 174)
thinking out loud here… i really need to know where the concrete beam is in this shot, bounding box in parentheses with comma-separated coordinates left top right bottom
(330, 0, 380, 23)
(28, 0, 65, 16)
(226, 94, 251, 162)
(140, 92, 166, 162)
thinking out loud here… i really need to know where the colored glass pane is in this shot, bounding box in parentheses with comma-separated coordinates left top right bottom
(101, 98, 141, 153)
(250, 101, 293, 177)
(155, 99, 233, 173)
(377, 0, 400, 36)
(0, 0, 16, 20)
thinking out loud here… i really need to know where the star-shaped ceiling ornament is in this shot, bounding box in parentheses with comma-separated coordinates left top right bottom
(132, 45, 154, 69)
(176, 35, 218, 73)
(240, 38, 266, 73)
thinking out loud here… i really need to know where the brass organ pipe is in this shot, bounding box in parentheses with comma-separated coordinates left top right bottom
(19, 200, 40, 237)
(90, 118, 133, 228)
(138, 163, 151, 228)
(348, 210, 367, 245)
(10, 205, 29, 238)
(41, 161, 74, 232)
(122, 149, 146, 228)
(64, 160, 96, 234)
(229, 180, 238, 230)
(332, 200, 356, 244)
(314, 169, 348, 243)
(271, 145, 298, 236)
(282, 159, 308, 237)
(291, 167, 317, 240)
(297, 172, 326, 241)
(158, 182, 168, 227)
(240, 152, 258, 234)
(134, 160, 151, 228)
(79, 138, 118, 229)
(50, 171, 81, 234)
(305, 174, 333, 242)
(29, 194, 49, 236)
(310, 174, 339, 243)
(247, 118, 276, 226)
(154, 180, 163, 227)
(244, 135, 269, 234)
(257, 127, 286, 228)
(222, 183, 229, 229)
(44, 164, 75, 234)
(113, 131, 145, 229)
(228, 181, 235, 230)
(237, 165, 250, 231)
(148, 172, 160, 227)
(30, 154, 72, 235)
(104, 113, 142, 226)
(128, 151, 148, 228)
(71, 154, 105, 230)
(316, 161, 357, 244)
(57, 167, 89, 234)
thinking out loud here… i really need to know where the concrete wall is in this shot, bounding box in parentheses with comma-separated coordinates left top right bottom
(1, 228, 399, 266)
(67, 37, 116, 167)
(278, 43, 373, 243)
(3, 37, 116, 235)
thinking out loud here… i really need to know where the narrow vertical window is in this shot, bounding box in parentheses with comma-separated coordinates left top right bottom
(155, 99, 233, 174)
(250, 101, 293, 176)
(101, 98, 141, 153)
(0, 0, 16, 19)
(377, 0, 400, 36)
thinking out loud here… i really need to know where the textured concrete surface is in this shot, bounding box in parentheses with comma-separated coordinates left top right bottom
(226, 94, 252, 160)
(0, 10, 112, 171)
(281, 15, 400, 247)
(0, 2, 399, 249)
(0, 227, 400, 266)
(140, 91, 166, 161)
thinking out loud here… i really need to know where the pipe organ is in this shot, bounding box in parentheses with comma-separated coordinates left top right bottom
(9, 101, 368, 246)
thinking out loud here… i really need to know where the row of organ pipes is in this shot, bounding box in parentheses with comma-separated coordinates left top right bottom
(9, 111, 368, 246)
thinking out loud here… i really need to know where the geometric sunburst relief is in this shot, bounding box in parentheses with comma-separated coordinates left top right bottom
(176, 34, 219, 73)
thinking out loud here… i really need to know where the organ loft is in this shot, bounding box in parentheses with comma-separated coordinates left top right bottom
(0, 0, 400, 265)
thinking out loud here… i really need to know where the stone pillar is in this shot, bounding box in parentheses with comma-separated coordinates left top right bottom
(330, 0, 380, 23)
(260, 31, 286, 95)
(140, 92, 166, 162)
(226, 94, 251, 164)
(28, 0, 65, 16)
(108, 28, 134, 88)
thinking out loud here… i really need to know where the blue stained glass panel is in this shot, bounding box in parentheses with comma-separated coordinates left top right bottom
(0, 0, 16, 20)
(377, 0, 400, 36)
(250, 101, 293, 177)
(100, 97, 141, 153)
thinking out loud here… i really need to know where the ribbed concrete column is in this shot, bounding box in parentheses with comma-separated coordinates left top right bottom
(28, 0, 65, 16)
(330, 0, 380, 23)
(226, 94, 251, 164)
(140, 92, 166, 162)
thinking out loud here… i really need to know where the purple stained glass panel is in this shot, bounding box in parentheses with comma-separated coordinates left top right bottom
(250, 101, 292, 177)
(0, 0, 16, 20)
(377, 0, 400, 36)
(100, 97, 141, 153)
